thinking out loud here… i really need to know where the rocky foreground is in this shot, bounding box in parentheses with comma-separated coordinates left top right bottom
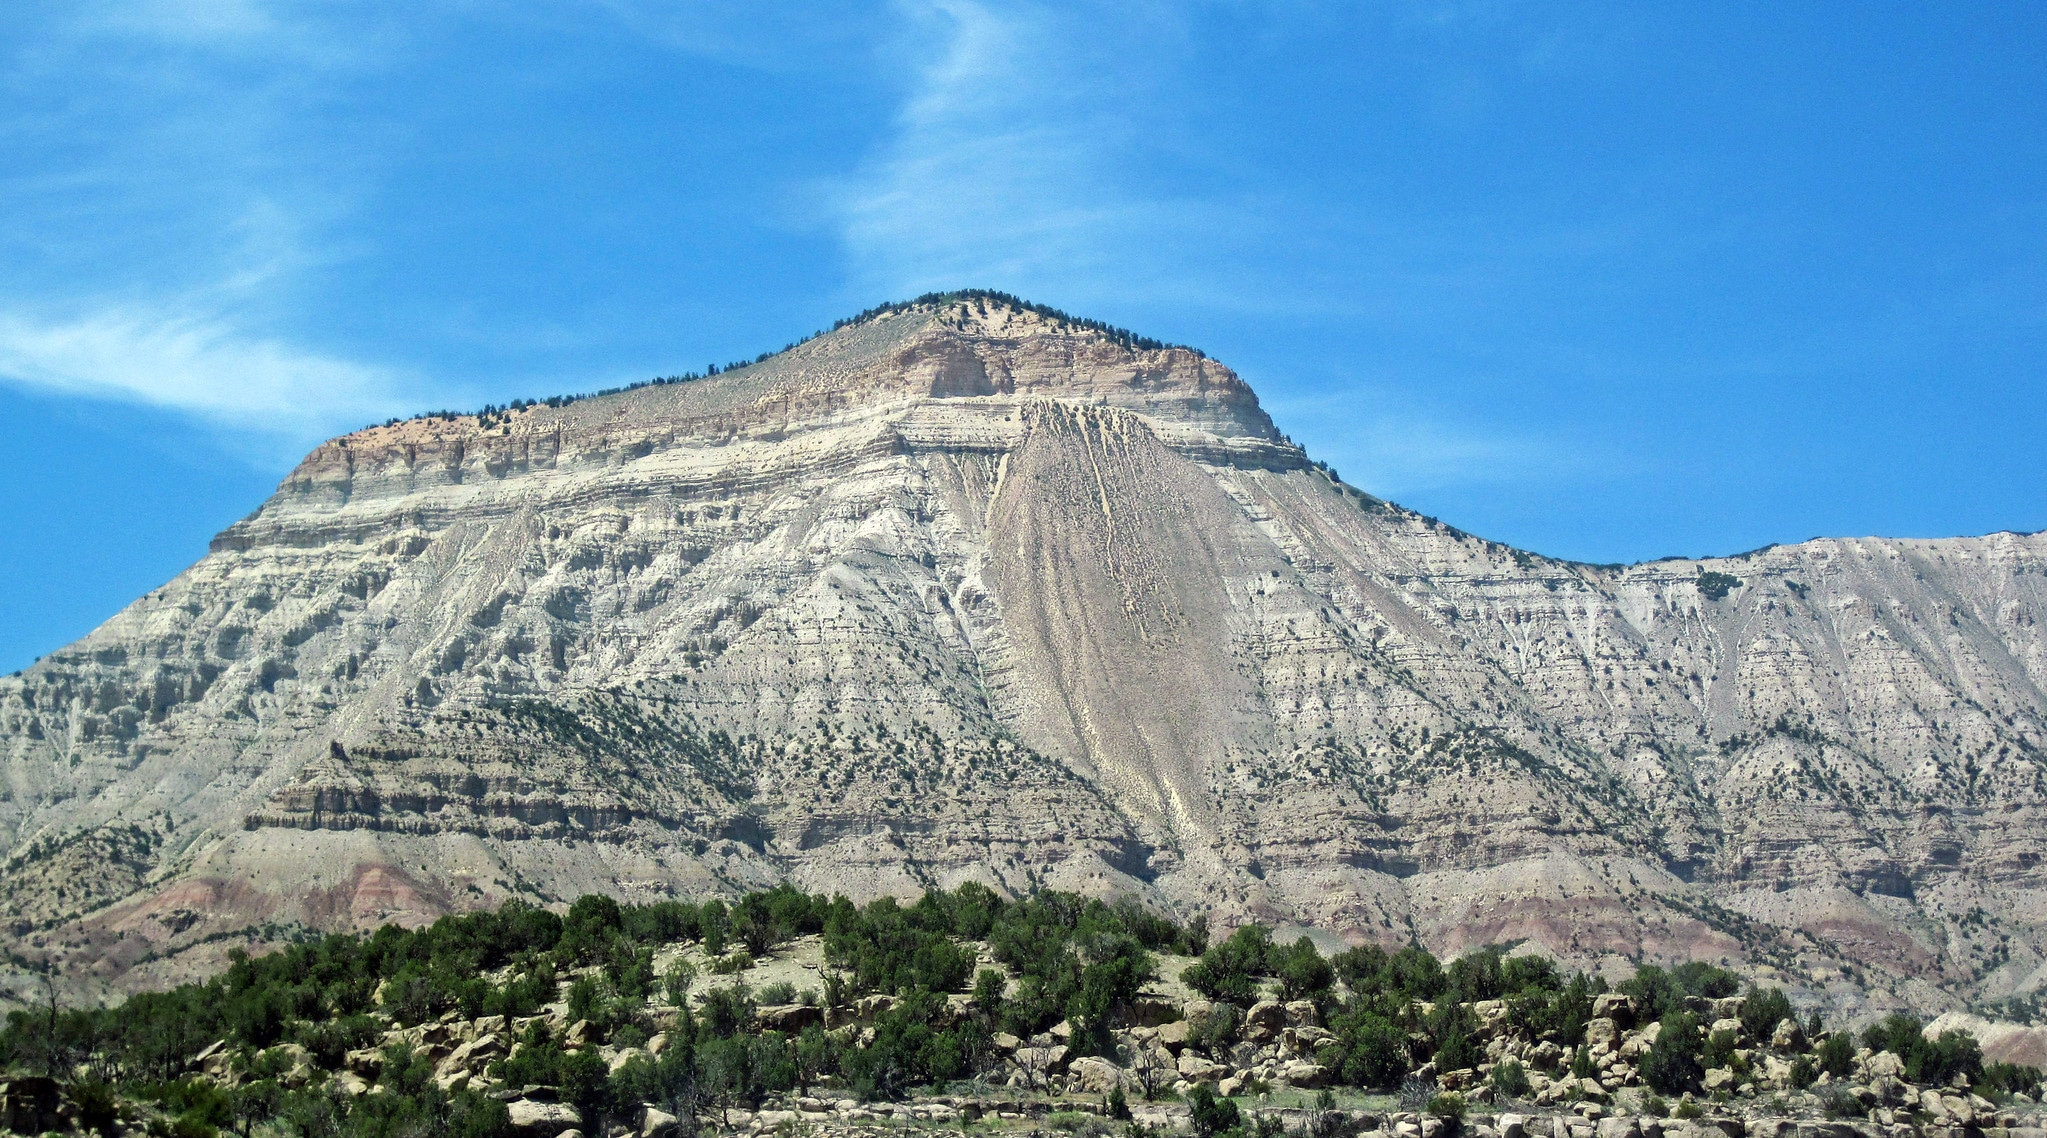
(4, 881, 2037, 1138)
(37, 978, 2040, 1138)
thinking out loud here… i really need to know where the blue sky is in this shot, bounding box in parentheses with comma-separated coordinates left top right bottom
(1, 2, 2044, 672)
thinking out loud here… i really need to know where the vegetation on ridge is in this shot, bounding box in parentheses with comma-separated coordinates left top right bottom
(3, 884, 2039, 1137)
(365, 289, 1199, 434)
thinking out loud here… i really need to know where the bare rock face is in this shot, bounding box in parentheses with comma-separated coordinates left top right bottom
(3, 296, 2046, 1012)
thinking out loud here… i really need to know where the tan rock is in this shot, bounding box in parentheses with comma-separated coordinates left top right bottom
(639, 1106, 679, 1138)
(507, 1099, 582, 1137)
(1280, 1060, 1328, 1087)
(1245, 1001, 1286, 1043)
(1592, 996, 1636, 1028)
(1069, 1056, 1125, 1094)
(756, 1003, 822, 1033)
(1016, 1044, 1070, 1074)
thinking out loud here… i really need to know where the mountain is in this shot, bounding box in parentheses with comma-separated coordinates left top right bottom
(3, 293, 2044, 1020)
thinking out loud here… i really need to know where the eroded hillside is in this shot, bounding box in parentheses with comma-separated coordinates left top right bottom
(2, 294, 2043, 1021)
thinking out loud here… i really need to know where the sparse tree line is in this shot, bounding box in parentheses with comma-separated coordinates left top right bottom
(0, 884, 2039, 1138)
(358, 290, 1196, 438)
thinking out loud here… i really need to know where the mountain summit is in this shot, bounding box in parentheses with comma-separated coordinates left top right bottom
(4, 293, 2044, 1017)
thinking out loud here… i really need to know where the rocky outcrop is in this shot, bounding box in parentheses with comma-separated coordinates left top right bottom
(2, 294, 2046, 1015)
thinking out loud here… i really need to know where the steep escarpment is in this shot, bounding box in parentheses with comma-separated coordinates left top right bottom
(1, 295, 2044, 1023)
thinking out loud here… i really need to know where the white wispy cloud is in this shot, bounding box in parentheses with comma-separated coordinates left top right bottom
(0, 305, 410, 441)
(829, 1, 1598, 495)
(0, 2, 426, 455)
(828, 0, 1249, 307)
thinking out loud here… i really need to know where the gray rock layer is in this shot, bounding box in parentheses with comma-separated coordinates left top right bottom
(3, 299, 2045, 1012)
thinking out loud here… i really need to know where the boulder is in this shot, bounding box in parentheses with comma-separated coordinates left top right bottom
(508, 1098, 583, 1137)
(1596, 1117, 1640, 1138)
(1281, 1060, 1328, 1087)
(991, 1032, 1022, 1053)
(1155, 1022, 1192, 1052)
(639, 1107, 679, 1138)
(1246, 1001, 1286, 1043)
(1592, 996, 1636, 1029)
(440, 1033, 504, 1075)
(1178, 1053, 1227, 1081)
(1770, 1020, 1806, 1053)
(607, 1046, 650, 1074)
(1016, 1044, 1071, 1074)
(1069, 1056, 1126, 1094)
(1285, 1000, 1321, 1028)
(562, 1020, 596, 1049)
(1499, 1113, 1528, 1138)
(1286, 1025, 1336, 1054)
(757, 1003, 823, 1033)
(0, 1077, 61, 1136)
(1585, 1019, 1620, 1051)
(853, 994, 898, 1020)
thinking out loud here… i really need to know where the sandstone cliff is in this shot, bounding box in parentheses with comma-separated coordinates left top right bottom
(2, 295, 2043, 1018)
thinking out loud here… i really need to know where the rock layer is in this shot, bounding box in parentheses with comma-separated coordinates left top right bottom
(2, 297, 2045, 1013)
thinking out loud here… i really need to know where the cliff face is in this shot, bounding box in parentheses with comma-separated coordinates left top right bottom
(3, 297, 2045, 1015)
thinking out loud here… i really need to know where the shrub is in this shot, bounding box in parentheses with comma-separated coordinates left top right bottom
(1490, 1058, 1532, 1098)
(1328, 1010, 1407, 1088)
(1107, 1085, 1132, 1120)
(293, 1014, 379, 1069)
(1671, 962, 1741, 1000)
(1911, 1029, 1982, 1087)
(1978, 1061, 2044, 1101)
(1186, 1083, 1242, 1138)
(1273, 937, 1334, 1003)
(1817, 1084, 1862, 1119)
(1193, 1003, 1242, 1055)
(1864, 1013, 1924, 1058)
(68, 1079, 119, 1137)
(1641, 1011, 1704, 1094)
(1182, 926, 1273, 1006)
(1816, 1033, 1854, 1078)
(1740, 987, 1795, 1044)
(1425, 1092, 1467, 1124)
(711, 951, 755, 975)
(662, 958, 697, 1005)
(1570, 1047, 1595, 1079)
(973, 968, 1006, 1015)
(1703, 1028, 1739, 1072)
(1697, 571, 1741, 600)
(757, 982, 797, 1005)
